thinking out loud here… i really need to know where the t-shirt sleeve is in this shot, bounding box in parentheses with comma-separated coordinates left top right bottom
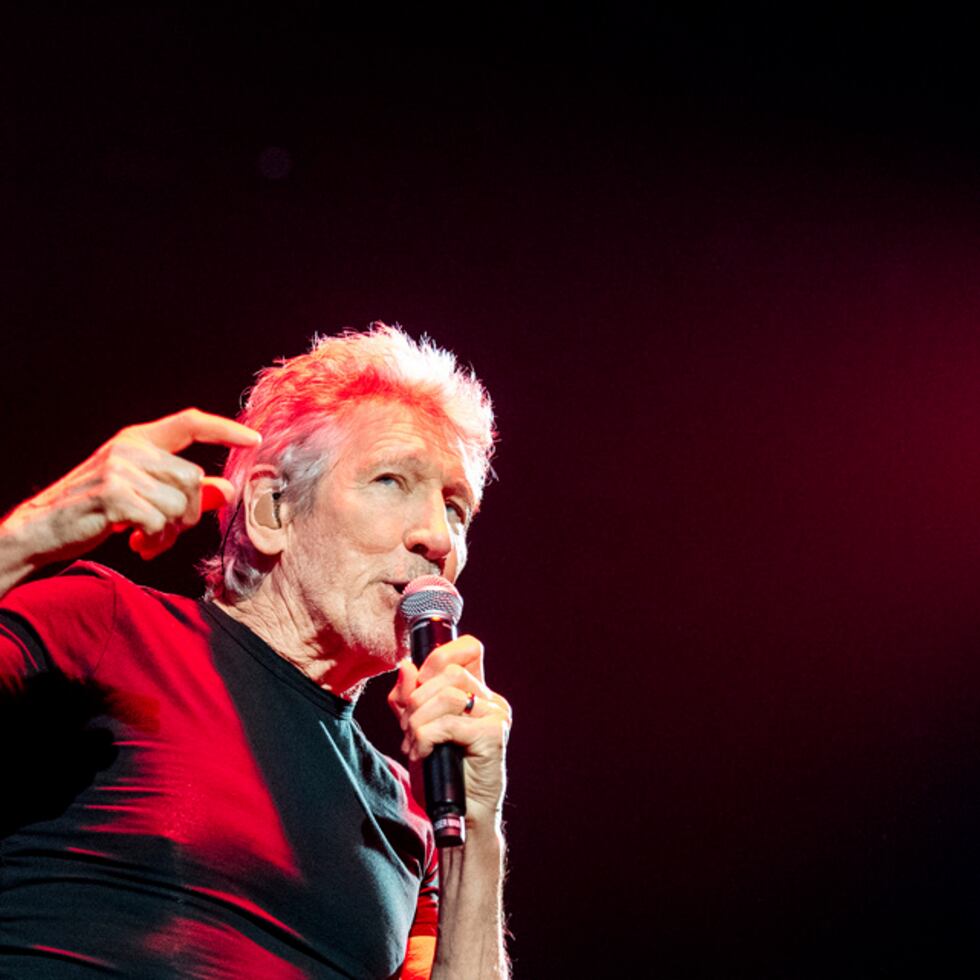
(410, 846, 439, 939)
(400, 850, 439, 978)
(380, 751, 440, 940)
(0, 561, 119, 687)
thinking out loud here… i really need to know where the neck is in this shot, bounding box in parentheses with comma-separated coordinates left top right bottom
(214, 577, 371, 698)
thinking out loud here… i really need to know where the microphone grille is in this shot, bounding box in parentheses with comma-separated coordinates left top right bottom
(398, 575, 463, 625)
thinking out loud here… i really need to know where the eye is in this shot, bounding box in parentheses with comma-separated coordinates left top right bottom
(446, 498, 469, 524)
(374, 473, 402, 488)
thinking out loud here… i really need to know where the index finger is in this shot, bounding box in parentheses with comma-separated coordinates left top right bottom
(417, 634, 485, 686)
(133, 408, 262, 454)
(388, 658, 420, 713)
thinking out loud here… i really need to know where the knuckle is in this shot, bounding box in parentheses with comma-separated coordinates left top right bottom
(101, 472, 127, 500)
(112, 428, 143, 452)
(103, 499, 126, 523)
(436, 689, 458, 713)
(423, 648, 448, 672)
(478, 718, 507, 748)
(176, 461, 205, 487)
(101, 454, 127, 479)
(164, 495, 189, 520)
(459, 633, 485, 658)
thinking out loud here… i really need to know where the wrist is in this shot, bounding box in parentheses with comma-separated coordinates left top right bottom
(464, 802, 505, 842)
(0, 513, 43, 597)
(440, 810, 505, 870)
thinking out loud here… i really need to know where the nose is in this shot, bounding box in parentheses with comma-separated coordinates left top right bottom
(403, 490, 453, 571)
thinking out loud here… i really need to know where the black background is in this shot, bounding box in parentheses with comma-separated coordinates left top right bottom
(6, 9, 980, 977)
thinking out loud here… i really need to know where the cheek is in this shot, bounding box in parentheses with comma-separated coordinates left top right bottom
(361, 512, 408, 553)
(331, 501, 402, 552)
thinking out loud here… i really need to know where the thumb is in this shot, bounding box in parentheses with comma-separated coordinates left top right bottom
(389, 658, 418, 713)
(201, 477, 235, 512)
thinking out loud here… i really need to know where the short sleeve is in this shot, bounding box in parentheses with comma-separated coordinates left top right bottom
(409, 847, 439, 939)
(400, 851, 439, 978)
(0, 561, 119, 687)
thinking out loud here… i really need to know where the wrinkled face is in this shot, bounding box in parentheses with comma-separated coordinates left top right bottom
(282, 399, 476, 669)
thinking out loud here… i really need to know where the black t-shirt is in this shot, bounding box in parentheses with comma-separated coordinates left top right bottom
(0, 562, 437, 979)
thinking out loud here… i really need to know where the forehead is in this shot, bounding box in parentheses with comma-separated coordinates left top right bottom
(335, 399, 477, 496)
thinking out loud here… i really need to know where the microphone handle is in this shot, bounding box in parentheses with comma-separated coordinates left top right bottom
(410, 615, 467, 847)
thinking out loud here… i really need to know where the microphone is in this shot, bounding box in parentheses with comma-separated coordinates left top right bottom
(398, 575, 467, 848)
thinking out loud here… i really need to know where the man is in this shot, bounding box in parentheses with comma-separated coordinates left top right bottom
(0, 324, 510, 978)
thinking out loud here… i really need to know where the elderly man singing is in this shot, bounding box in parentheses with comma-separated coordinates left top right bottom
(0, 325, 510, 978)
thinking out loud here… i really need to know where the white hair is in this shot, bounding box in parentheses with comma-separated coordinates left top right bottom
(201, 323, 495, 600)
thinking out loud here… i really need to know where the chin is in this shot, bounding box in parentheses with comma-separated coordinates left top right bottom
(353, 624, 406, 673)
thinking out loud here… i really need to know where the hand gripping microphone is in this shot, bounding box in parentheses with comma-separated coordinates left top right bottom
(398, 575, 467, 848)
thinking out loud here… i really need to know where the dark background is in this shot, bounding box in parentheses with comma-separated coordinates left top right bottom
(6, 9, 980, 977)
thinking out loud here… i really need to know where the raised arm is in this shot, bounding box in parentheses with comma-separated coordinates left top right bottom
(0, 408, 261, 598)
(390, 635, 512, 979)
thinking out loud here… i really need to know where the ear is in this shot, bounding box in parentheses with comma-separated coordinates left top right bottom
(242, 467, 289, 557)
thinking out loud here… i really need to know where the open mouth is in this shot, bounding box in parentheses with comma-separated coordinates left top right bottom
(387, 582, 408, 595)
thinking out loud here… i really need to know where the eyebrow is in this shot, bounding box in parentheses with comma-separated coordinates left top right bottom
(366, 452, 477, 510)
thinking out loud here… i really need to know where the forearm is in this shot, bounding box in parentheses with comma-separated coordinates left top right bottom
(0, 409, 259, 601)
(0, 512, 49, 599)
(388, 640, 513, 978)
(431, 813, 508, 980)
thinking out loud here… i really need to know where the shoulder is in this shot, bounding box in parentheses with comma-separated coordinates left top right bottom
(0, 560, 123, 625)
(349, 721, 435, 844)
(377, 749, 438, 860)
(0, 561, 192, 676)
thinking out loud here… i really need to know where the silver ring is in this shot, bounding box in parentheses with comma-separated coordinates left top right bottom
(463, 691, 476, 715)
